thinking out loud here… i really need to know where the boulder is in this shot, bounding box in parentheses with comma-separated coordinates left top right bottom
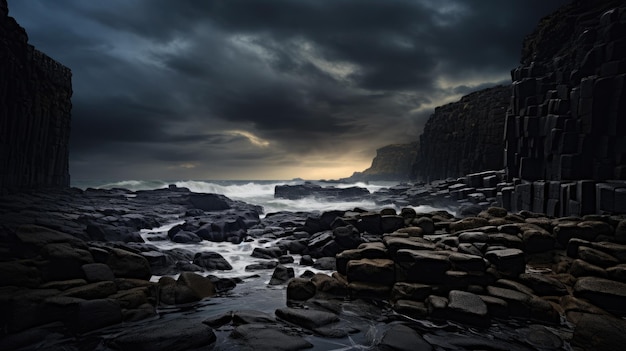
(112, 319, 216, 351)
(187, 193, 230, 211)
(572, 313, 626, 351)
(332, 225, 362, 249)
(486, 285, 532, 317)
(448, 252, 487, 272)
(231, 323, 312, 351)
(69, 299, 122, 333)
(378, 324, 433, 351)
(395, 250, 451, 283)
(106, 248, 151, 280)
(269, 265, 294, 285)
(484, 249, 525, 277)
(192, 251, 233, 271)
(176, 272, 216, 300)
(346, 258, 395, 285)
(574, 276, 626, 315)
(0, 261, 41, 288)
(447, 290, 489, 326)
(171, 230, 202, 244)
(577, 246, 620, 268)
(519, 273, 568, 296)
(59, 281, 117, 299)
(286, 278, 316, 301)
(275, 307, 338, 330)
(81, 263, 115, 282)
(391, 282, 432, 302)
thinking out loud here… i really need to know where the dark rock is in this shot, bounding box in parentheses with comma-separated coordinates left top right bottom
(251, 246, 285, 259)
(570, 259, 608, 278)
(313, 257, 336, 271)
(245, 261, 278, 271)
(230, 323, 312, 351)
(346, 258, 395, 285)
(448, 252, 487, 272)
(299, 255, 314, 266)
(577, 246, 620, 267)
(332, 225, 362, 249)
(572, 313, 626, 351)
(574, 276, 626, 315)
(187, 193, 231, 211)
(177, 272, 215, 300)
(378, 324, 433, 351)
(412, 86, 510, 181)
(111, 319, 216, 351)
(106, 248, 151, 280)
(395, 250, 451, 283)
(269, 265, 294, 285)
(81, 263, 115, 282)
(485, 248, 525, 277)
(343, 143, 419, 182)
(287, 278, 316, 301)
(311, 273, 347, 296)
(171, 230, 202, 244)
(232, 310, 276, 325)
(519, 273, 568, 296)
(0, 7, 72, 193)
(192, 251, 232, 270)
(518, 324, 563, 350)
(59, 281, 117, 299)
(486, 285, 532, 317)
(0, 261, 41, 287)
(70, 299, 122, 333)
(275, 307, 338, 330)
(391, 282, 432, 302)
(446, 290, 489, 326)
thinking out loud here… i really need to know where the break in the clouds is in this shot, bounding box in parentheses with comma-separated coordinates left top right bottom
(8, 0, 569, 181)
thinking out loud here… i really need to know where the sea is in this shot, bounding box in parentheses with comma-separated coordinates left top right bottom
(72, 179, 443, 216)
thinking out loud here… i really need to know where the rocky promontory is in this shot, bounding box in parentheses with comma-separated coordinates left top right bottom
(344, 143, 419, 182)
(0, 0, 72, 194)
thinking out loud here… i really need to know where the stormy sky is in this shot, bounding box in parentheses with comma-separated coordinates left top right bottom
(8, 0, 568, 181)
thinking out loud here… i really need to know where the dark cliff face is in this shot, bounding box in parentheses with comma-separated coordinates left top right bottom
(411, 85, 511, 182)
(346, 143, 419, 181)
(0, 0, 72, 194)
(505, 0, 626, 181)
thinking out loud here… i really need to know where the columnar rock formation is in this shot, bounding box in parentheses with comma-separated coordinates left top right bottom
(345, 143, 419, 182)
(0, 0, 72, 194)
(502, 0, 626, 215)
(412, 85, 510, 182)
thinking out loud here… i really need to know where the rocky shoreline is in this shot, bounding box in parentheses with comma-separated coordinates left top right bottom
(1, 185, 626, 350)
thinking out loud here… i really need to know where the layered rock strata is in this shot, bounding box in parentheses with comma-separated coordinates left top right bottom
(0, 0, 72, 194)
(412, 85, 510, 182)
(503, 1, 626, 215)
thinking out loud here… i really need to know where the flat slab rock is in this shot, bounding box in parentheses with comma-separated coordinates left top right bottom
(110, 319, 216, 351)
(231, 323, 312, 351)
(275, 307, 339, 330)
(378, 324, 433, 351)
(574, 276, 626, 315)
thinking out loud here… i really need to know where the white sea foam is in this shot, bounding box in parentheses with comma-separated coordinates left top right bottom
(75, 178, 445, 215)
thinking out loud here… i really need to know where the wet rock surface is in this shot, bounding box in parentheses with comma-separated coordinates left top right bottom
(2, 182, 626, 350)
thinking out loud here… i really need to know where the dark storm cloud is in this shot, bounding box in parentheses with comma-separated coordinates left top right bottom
(7, 0, 570, 180)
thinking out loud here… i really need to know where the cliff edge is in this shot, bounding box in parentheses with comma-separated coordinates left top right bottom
(0, 0, 72, 194)
(412, 85, 510, 182)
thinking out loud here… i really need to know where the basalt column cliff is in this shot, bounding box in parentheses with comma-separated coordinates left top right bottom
(503, 0, 626, 215)
(0, 0, 72, 194)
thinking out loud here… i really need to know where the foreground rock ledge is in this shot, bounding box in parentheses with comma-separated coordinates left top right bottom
(1, 187, 626, 349)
